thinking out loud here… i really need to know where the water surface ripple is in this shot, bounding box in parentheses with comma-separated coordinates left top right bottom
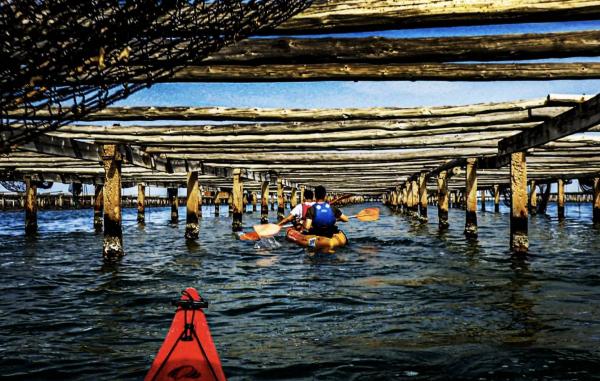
(1, 203, 600, 380)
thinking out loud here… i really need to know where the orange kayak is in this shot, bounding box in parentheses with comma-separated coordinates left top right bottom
(145, 288, 226, 381)
(285, 228, 347, 254)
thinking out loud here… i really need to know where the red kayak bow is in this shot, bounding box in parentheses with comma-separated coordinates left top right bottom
(145, 288, 226, 381)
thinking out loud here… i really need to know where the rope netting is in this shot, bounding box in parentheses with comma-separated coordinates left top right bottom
(0, 0, 312, 152)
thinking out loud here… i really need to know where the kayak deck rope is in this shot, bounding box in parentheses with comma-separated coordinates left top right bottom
(151, 290, 218, 381)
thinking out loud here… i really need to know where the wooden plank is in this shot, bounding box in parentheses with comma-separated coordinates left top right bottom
(498, 93, 600, 155)
(272, 0, 600, 35)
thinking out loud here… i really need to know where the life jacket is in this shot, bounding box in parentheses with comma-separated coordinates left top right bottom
(301, 203, 312, 219)
(311, 202, 336, 229)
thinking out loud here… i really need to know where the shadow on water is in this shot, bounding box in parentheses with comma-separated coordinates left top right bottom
(1, 203, 600, 380)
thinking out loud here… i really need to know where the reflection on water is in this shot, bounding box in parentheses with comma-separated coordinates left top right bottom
(1, 203, 600, 380)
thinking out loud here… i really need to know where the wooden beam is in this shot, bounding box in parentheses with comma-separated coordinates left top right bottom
(499, 93, 600, 155)
(273, 0, 600, 35)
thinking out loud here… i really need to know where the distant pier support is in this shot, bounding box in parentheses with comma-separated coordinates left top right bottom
(557, 179, 566, 221)
(538, 183, 551, 214)
(261, 181, 269, 224)
(102, 144, 123, 260)
(228, 193, 233, 215)
(401, 186, 408, 214)
(232, 168, 243, 232)
(300, 186, 305, 204)
(493, 185, 500, 213)
(277, 178, 284, 221)
(214, 194, 221, 217)
(251, 192, 257, 212)
(168, 188, 179, 224)
(594, 177, 600, 226)
(418, 172, 428, 222)
(94, 185, 103, 231)
(185, 171, 200, 240)
(464, 158, 478, 238)
(528, 180, 537, 216)
(510, 152, 528, 253)
(137, 183, 145, 225)
(437, 171, 449, 229)
(410, 179, 418, 217)
(480, 189, 486, 212)
(291, 187, 298, 209)
(72, 183, 82, 209)
(198, 186, 203, 219)
(24, 177, 37, 235)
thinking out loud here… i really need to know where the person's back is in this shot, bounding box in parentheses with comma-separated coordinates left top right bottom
(304, 185, 348, 238)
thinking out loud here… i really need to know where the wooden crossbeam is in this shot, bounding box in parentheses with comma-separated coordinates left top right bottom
(498, 93, 600, 155)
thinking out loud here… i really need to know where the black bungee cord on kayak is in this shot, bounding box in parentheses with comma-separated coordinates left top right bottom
(150, 290, 219, 381)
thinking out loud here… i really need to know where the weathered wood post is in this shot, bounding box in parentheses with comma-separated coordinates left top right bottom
(401, 186, 408, 214)
(168, 188, 179, 223)
(492, 184, 499, 213)
(251, 192, 257, 212)
(137, 183, 145, 225)
(528, 180, 537, 215)
(261, 181, 269, 224)
(410, 179, 418, 217)
(93, 185, 103, 231)
(232, 168, 243, 232)
(228, 193, 233, 215)
(300, 185, 305, 204)
(185, 171, 200, 240)
(291, 187, 298, 209)
(243, 191, 249, 213)
(437, 171, 449, 229)
(214, 192, 221, 217)
(102, 144, 123, 260)
(391, 190, 398, 212)
(464, 158, 478, 238)
(557, 179, 565, 221)
(277, 177, 284, 221)
(270, 193, 275, 211)
(480, 189, 486, 212)
(418, 172, 428, 222)
(24, 177, 37, 235)
(510, 152, 528, 253)
(538, 183, 551, 214)
(72, 183, 82, 208)
(593, 177, 600, 226)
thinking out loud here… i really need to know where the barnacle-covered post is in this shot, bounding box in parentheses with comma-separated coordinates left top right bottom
(510, 152, 528, 253)
(102, 144, 123, 260)
(464, 158, 478, 238)
(185, 171, 200, 240)
(232, 168, 243, 232)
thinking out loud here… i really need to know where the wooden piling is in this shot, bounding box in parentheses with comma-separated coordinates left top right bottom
(437, 171, 449, 229)
(94, 185, 103, 231)
(185, 171, 200, 240)
(510, 152, 528, 253)
(198, 186, 203, 219)
(261, 181, 269, 224)
(72, 183, 82, 208)
(24, 177, 37, 235)
(464, 158, 478, 238)
(418, 172, 428, 222)
(538, 183, 551, 214)
(493, 184, 500, 213)
(557, 179, 565, 221)
(480, 189, 486, 212)
(102, 144, 123, 260)
(277, 178, 284, 221)
(291, 187, 298, 209)
(593, 177, 600, 226)
(137, 183, 145, 225)
(228, 193, 233, 215)
(214, 194, 221, 216)
(251, 192, 257, 212)
(300, 185, 305, 204)
(232, 168, 243, 231)
(528, 180, 537, 215)
(168, 188, 179, 223)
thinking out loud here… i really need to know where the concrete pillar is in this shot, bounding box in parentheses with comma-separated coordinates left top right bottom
(557, 179, 565, 221)
(510, 152, 528, 253)
(464, 158, 478, 238)
(185, 171, 200, 240)
(24, 177, 37, 235)
(528, 180, 537, 216)
(137, 183, 145, 225)
(594, 177, 600, 226)
(94, 185, 103, 231)
(277, 178, 284, 221)
(437, 171, 449, 229)
(418, 172, 427, 222)
(261, 181, 269, 224)
(168, 188, 179, 224)
(232, 168, 243, 232)
(102, 144, 123, 260)
(493, 184, 500, 213)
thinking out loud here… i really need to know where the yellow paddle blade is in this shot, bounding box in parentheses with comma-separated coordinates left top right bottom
(253, 223, 282, 237)
(353, 207, 380, 222)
